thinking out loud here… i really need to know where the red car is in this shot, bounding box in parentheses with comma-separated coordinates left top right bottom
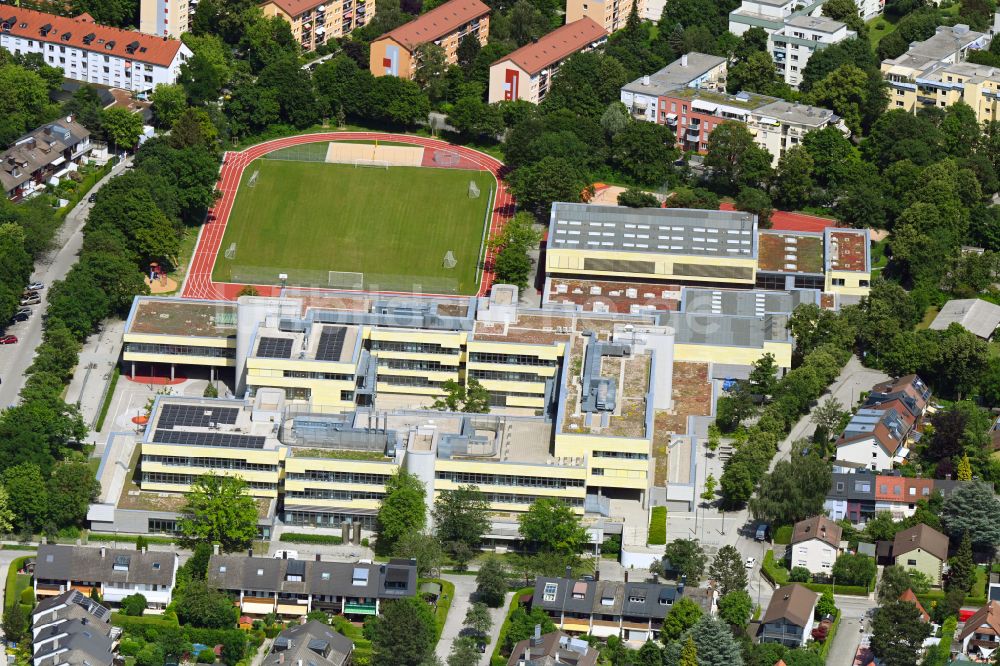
(0, 335, 18, 345)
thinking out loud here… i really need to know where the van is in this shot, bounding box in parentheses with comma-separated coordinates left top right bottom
(755, 524, 771, 542)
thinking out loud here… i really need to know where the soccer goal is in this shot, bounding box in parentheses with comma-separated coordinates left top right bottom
(224, 242, 237, 260)
(247, 170, 260, 188)
(328, 271, 365, 290)
(433, 150, 460, 167)
(468, 180, 481, 199)
(442, 251, 457, 269)
(353, 159, 390, 169)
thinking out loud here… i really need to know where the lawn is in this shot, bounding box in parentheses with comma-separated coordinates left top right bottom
(212, 156, 494, 294)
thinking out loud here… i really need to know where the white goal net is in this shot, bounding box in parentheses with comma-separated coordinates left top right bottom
(224, 242, 237, 260)
(468, 181, 480, 199)
(247, 170, 260, 188)
(328, 271, 365, 290)
(442, 251, 457, 269)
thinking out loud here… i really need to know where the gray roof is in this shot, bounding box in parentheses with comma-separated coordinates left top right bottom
(266, 620, 353, 666)
(622, 53, 727, 96)
(32, 591, 115, 666)
(682, 288, 816, 317)
(752, 100, 839, 128)
(34, 544, 176, 588)
(929, 299, 1000, 338)
(783, 14, 847, 32)
(208, 555, 417, 600)
(897, 24, 986, 61)
(549, 203, 757, 259)
(0, 119, 90, 193)
(532, 577, 678, 620)
(658, 311, 790, 347)
(827, 472, 877, 501)
(32, 590, 112, 631)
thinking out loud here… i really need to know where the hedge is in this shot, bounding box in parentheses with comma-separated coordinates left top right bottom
(5, 555, 35, 609)
(773, 525, 792, 544)
(87, 533, 177, 545)
(94, 366, 120, 431)
(491, 587, 534, 666)
(648, 507, 667, 545)
(817, 611, 841, 661)
(419, 577, 455, 640)
(278, 533, 344, 545)
(761, 551, 871, 596)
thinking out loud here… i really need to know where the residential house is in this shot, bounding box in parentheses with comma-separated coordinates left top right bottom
(138, 0, 196, 37)
(768, 16, 855, 88)
(565, 0, 636, 33)
(930, 299, 1000, 339)
(834, 406, 912, 471)
(758, 583, 818, 648)
(31, 590, 119, 666)
(621, 53, 728, 124)
(508, 628, 599, 666)
(789, 515, 842, 576)
(892, 523, 949, 587)
(874, 475, 934, 520)
(33, 544, 178, 612)
(369, 0, 489, 79)
(488, 18, 607, 104)
(261, 0, 372, 53)
(207, 554, 417, 618)
(824, 472, 876, 523)
(899, 588, 931, 623)
(1, 119, 92, 201)
(0, 8, 192, 92)
(959, 601, 1000, 659)
(266, 620, 354, 666)
(866, 374, 931, 419)
(747, 101, 851, 164)
(531, 576, 681, 642)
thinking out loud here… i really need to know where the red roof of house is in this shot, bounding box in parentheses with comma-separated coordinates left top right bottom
(899, 589, 930, 623)
(494, 18, 606, 75)
(0, 7, 184, 67)
(959, 602, 1000, 641)
(377, 0, 489, 51)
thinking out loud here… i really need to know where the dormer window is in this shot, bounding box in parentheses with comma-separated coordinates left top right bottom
(219, 566, 227, 573)
(256, 568, 264, 576)
(543, 582, 558, 602)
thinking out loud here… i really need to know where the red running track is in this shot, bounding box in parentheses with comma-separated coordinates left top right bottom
(180, 132, 514, 301)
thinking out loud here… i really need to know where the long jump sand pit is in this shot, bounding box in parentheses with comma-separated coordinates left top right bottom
(325, 141, 424, 167)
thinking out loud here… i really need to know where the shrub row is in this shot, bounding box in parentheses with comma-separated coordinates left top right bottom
(278, 533, 344, 545)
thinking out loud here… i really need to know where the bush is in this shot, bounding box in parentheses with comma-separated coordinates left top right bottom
(121, 593, 147, 617)
(19, 587, 34, 606)
(648, 507, 667, 545)
(197, 648, 216, 663)
(278, 533, 344, 545)
(600, 535, 622, 556)
(790, 567, 811, 582)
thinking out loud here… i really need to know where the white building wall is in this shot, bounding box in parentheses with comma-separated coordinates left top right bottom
(790, 539, 838, 575)
(835, 437, 892, 471)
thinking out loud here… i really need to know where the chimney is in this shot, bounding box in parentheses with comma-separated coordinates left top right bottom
(624, 570, 629, 583)
(565, 565, 572, 579)
(213, 543, 220, 555)
(534, 624, 541, 640)
(642, 74, 650, 85)
(678, 574, 686, 595)
(282, 551, 288, 560)
(315, 553, 321, 562)
(141, 546, 147, 554)
(100, 547, 106, 558)
(44, 126, 52, 136)
(681, 53, 688, 67)
(248, 548, 254, 557)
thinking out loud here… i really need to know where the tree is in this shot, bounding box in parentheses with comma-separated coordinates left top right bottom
(773, 146, 815, 210)
(376, 470, 427, 555)
(940, 480, 1000, 552)
(736, 186, 773, 228)
(661, 597, 703, 642)
(177, 474, 259, 552)
(47, 461, 101, 529)
(709, 545, 748, 595)
(392, 531, 443, 577)
(457, 33, 481, 71)
(808, 64, 883, 135)
(447, 96, 503, 139)
(0, 64, 53, 145)
(878, 565, 931, 604)
(682, 617, 743, 666)
(870, 600, 931, 666)
(101, 107, 144, 152)
(831, 553, 876, 586)
(518, 498, 588, 555)
(370, 597, 437, 666)
(635, 640, 663, 666)
(175, 580, 237, 628)
(433, 485, 490, 553)
(727, 51, 780, 94)
(447, 637, 482, 666)
(601, 102, 630, 138)
(704, 122, 773, 191)
(0, 485, 15, 535)
(1, 602, 27, 643)
(150, 84, 188, 128)
(680, 637, 699, 666)
(816, 590, 836, 618)
(717, 589, 752, 627)
(610, 120, 679, 185)
(120, 593, 148, 616)
(4, 463, 48, 531)
(750, 456, 831, 526)
(476, 556, 508, 607)
(811, 397, 845, 440)
(464, 601, 492, 636)
(957, 454, 973, 481)
(502, 605, 555, 652)
(664, 539, 708, 583)
(508, 156, 586, 215)
(432, 379, 491, 413)
(945, 533, 975, 594)
(414, 44, 448, 100)
(701, 474, 717, 503)
(493, 244, 533, 290)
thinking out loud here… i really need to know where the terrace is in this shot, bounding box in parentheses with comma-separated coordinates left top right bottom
(758, 232, 824, 274)
(544, 278, 681, 314)
(828, 230, 869, 272)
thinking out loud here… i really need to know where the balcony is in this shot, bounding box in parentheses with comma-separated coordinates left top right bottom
(345, 602, 377, 615)
(686, 132, 701, 142)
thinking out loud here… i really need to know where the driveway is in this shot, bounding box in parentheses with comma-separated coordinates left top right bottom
(0, 157, 131, 408)
(436, 573, 512, 664)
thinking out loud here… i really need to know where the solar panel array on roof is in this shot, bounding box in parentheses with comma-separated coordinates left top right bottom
(286, 559, 306, 576)
(316, 326, 347, 361)
(386, 567, 409, 583)
(152, 429, 267, 449)
(257, 336, 293, 359)
(158, 403, 238, 429)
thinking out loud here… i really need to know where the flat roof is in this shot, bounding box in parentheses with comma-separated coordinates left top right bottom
(681, 288, 816, 317)
(659, 310, 790, 346)
(827, 229, 869, 272)
(252, 322, 360, 364)
(897, 24, 985, 61)
(622, 52, 727, 97)
(145, 396, 282, 448)
(548, 203, 757, 259)
(127, 297, 237, 338)
(664, 86, 775, 111)
(783, 14, 846, 31)
(758, 231, 824, 273)
(752, 100, 839, 127)
(543, 278, 681, 314)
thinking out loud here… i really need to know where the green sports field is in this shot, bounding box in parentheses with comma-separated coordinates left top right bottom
(212, 157, 494, 294)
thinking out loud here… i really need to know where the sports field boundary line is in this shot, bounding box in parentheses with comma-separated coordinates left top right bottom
(182, 132, 512, 301)
(474, 185, 495, 288)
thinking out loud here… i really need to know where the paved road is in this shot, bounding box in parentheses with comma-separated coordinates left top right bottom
(0, 158, 131, 408)
(436, 573, 511, 664)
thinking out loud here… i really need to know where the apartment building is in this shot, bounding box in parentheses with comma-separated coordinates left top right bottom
(488, 18, 607, 104)
(1, 119, 91, 201)
(565, 0, 637, 33)
(825, 471, 968, 524)
(33, 545, 179, 612)
(621, 53, 729, 124)
(139, 0, 195, 38)
(769, 15, 854, 88)
(207, 554, 417, 618)
(728, 0, 825, 37)
(32, 590, 118, 666)
(0, 8, 191, 93)
(369, 0, 489, 78)
(531, 576, 682, 642)
(748, 100, 850, 162)
(262, 0, 372, 52)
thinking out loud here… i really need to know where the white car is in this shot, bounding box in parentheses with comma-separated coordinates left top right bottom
(745, 556, 757, 569)
(28, 282, 44, 291)
(273, 549, 299, 560)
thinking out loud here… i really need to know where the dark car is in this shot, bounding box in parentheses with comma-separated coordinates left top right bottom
(10, 312, 29, 323)
(87, 193, 97, 203)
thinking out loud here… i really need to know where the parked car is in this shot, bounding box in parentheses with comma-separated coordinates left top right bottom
(87, 193, 97, 203)
(16, 308, 31, 316)
(19, 297, 40, 306)
(22, 290, 38, 298)
(745, 556, 757, 569)
(9, 312, 29, 324)
(0, 335, 18, 345)
(27, 282, 44, 291)
(755, 524, 771, 542)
